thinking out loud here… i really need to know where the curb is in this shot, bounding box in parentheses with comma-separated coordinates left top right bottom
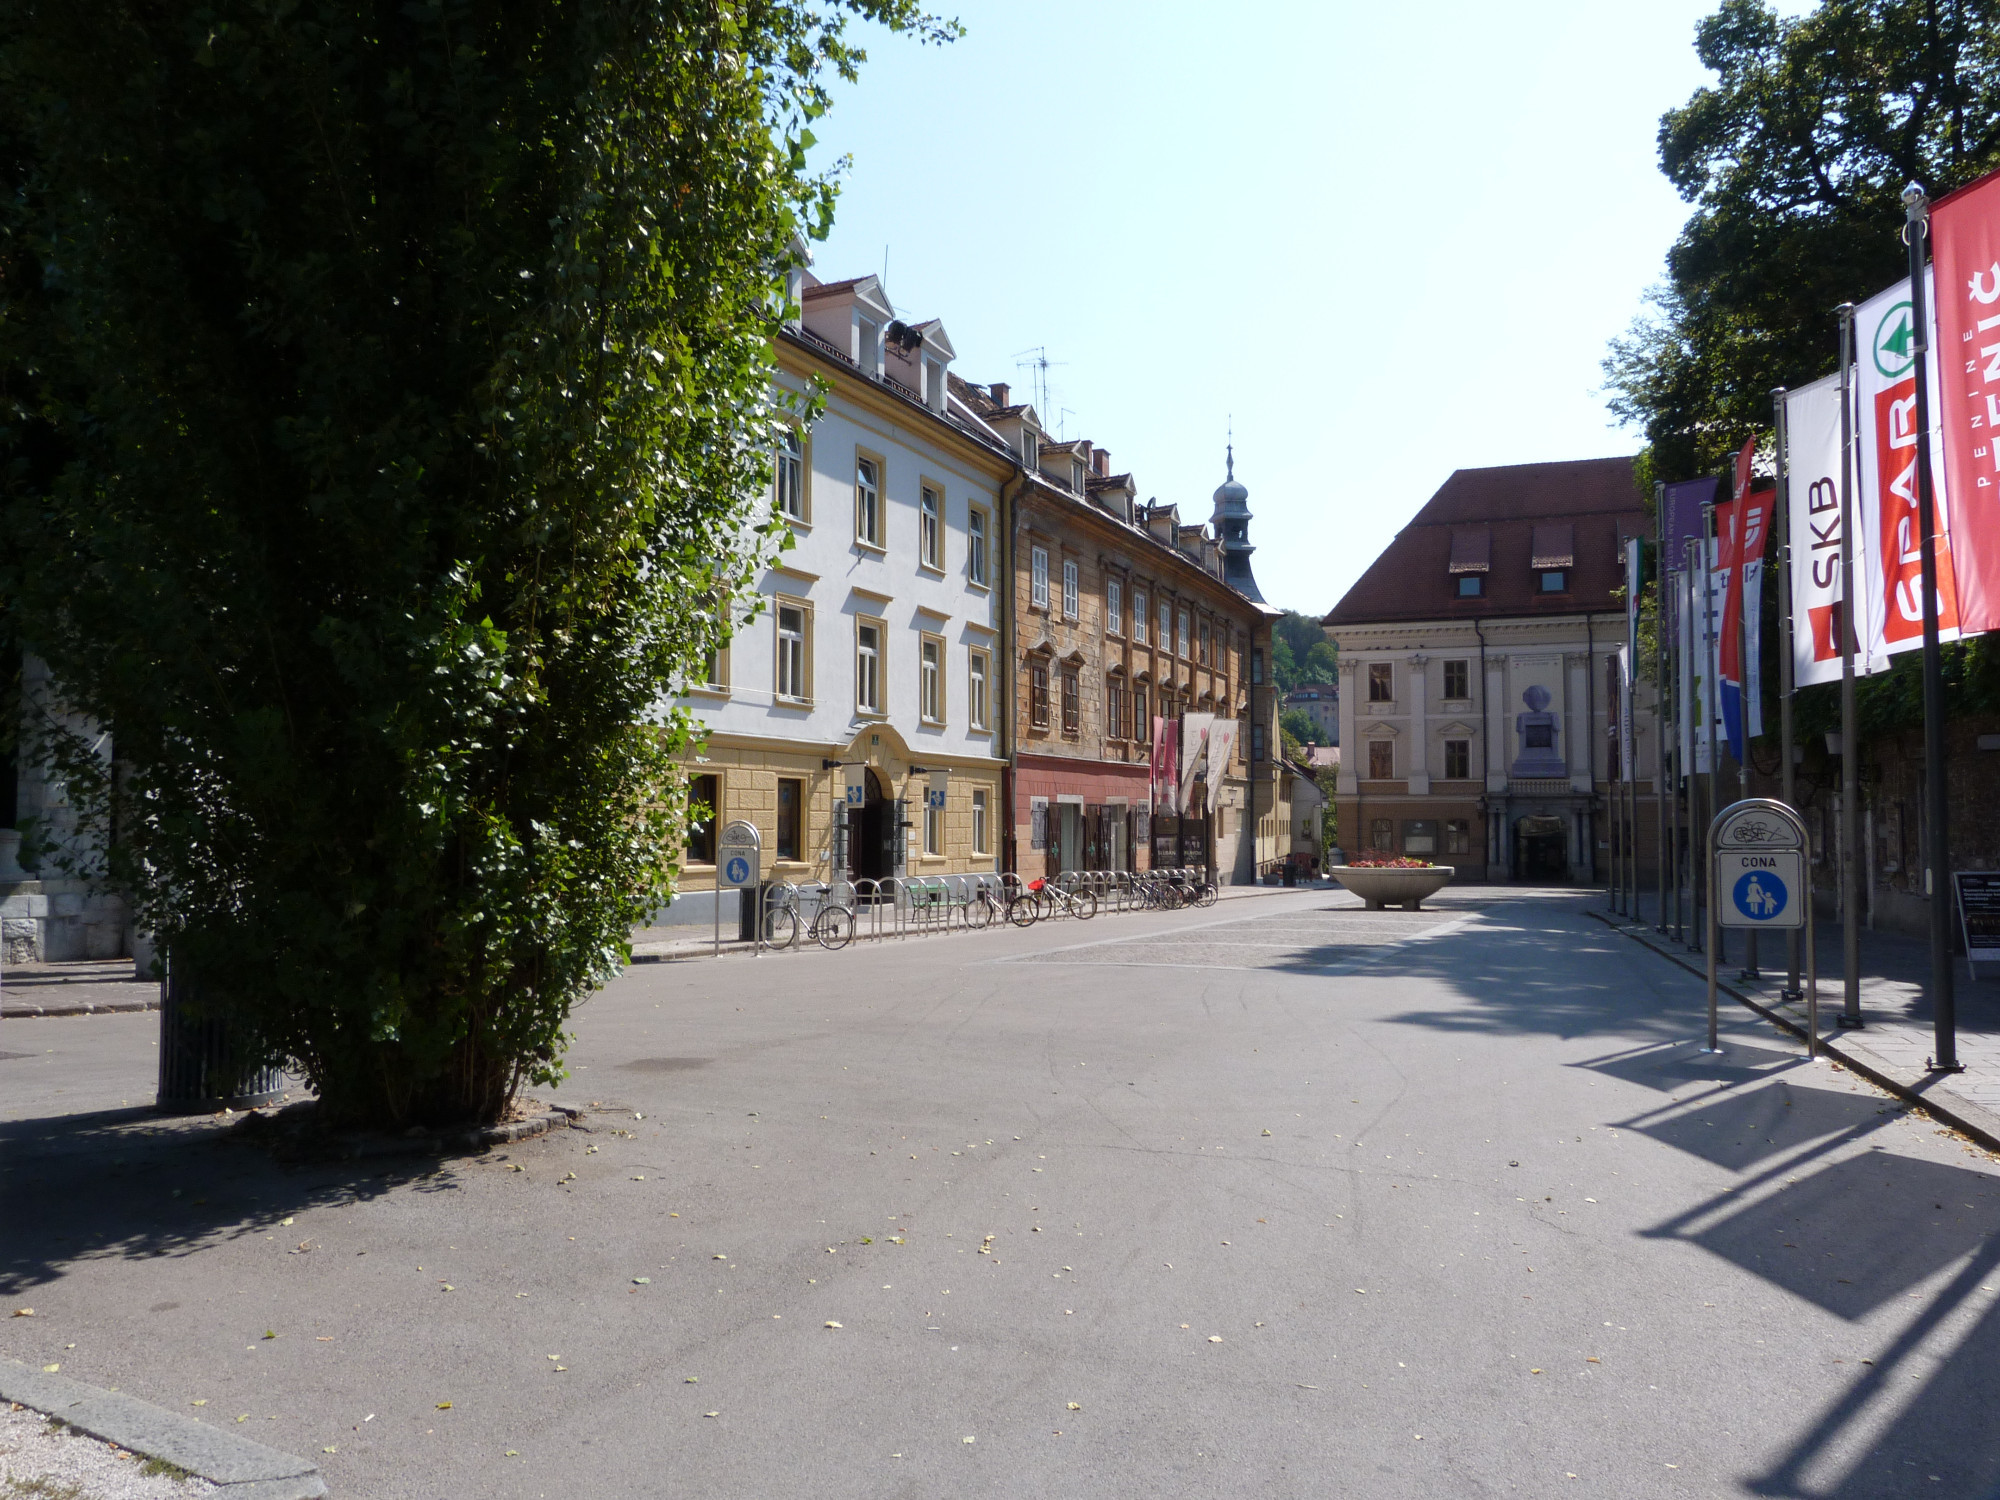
(0, 1359, 327, 1498)
(1589, 908, 2000, 1156)
(0, 997, 159, 1018)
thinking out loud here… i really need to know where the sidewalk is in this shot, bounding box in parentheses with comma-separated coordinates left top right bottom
(0, 958, 156, 1018)
(1596, 886, 2000, 1147)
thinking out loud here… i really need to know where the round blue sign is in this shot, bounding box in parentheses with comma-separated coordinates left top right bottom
(725, 855, 751, 885)
(1732, 869, 1787, 922)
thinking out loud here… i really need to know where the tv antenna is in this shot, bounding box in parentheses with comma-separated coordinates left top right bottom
(1010, 345, 1067, 420)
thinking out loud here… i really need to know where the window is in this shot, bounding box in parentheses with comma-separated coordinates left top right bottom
(1071, 460, 1087, 494)
(855, 455, 881, 546)
(925, 800, 944, 857)
(1031, 546, 1050, 610)
(1133, 682, 1148, 738)
(776, 601, 810, 701)
(967, 507, 988, 586)
(1370, 817, 1393, 852)
(1061, 666, 1080, 736)
(1176, 607, 1190, 659)
(1458, 576, 1484, 598)
(1367, 739, 1393, 779)
(1021, 430, 1038, 469)
(1030, 660, 1050, 729)
(968, 646, 989, 730)
(1157, 599, 1171, 652)
(1251, 648, 1263, 685)
(1198, 620, 1211, 666)
(855, 619, 882, 715)
(701, 640, 727, 691)
(972, 789, 989, 854)
(1251, 722, 1266, 760)
(776, 777, 802, 860)
(920, 485, 943, 570)
(1107, 675, 1126, 740)
(1443, 659, 1470, 699)
(1445, 819, 1472, 856)
(1444, 738, 1470, 779)
(1062, 559, 1079, 620)
(1107, 578, 1122, 635)
(1132, 591, 1148, 644)
(776, 426, 805, 520)
(920, 635, 944, 723)
(688, 773, 719, 864)
(1368, 662, 1393, 702)
(1540, 570, 1567, 592)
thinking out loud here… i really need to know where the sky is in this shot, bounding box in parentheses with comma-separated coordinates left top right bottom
(803, 0, 1762, 619)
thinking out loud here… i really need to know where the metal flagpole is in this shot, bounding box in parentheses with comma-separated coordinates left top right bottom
(1655, 486, 1671, 934)
(1775, 386, 1803, 1001)
(1902, 184, 1960, 1072)
(1741, 463, 1762, 981)
(1686, 536, 1703, 951)
(1704, 506, 1725, 961)
(1836, 302, 1864, 1029)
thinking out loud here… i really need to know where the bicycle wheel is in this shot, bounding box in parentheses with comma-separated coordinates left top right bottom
(1160, 883, 1183, 910)
(816, 905, 854, 951)
(1008, 894, 1039, 928)
(1198, 882, 1219, 908)
(966, 893, 995, 930)
(1072, 888, 1097, 920)
(1037, 887, 1059, 922)
(765, 906, 798, 947)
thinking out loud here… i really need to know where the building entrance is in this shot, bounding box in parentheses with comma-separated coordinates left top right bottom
(1516, 815, 1568, 883)
(850, 769, 900, 885)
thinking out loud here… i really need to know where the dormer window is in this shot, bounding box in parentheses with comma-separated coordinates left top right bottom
(1530, 523, 1574, 595)
(1457, 576, 1483, 597)
(856, 317, 879, 376)
(1072, 461, 1087, 494)
(1540, 570, 1568, 593)
(1022, 431, 1038, 468)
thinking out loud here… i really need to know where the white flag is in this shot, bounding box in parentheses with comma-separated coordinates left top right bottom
(1785, 371, 1883, 686)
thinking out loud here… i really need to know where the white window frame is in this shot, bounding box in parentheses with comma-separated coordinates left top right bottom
(1158, 599, 1171, 651)
(971, 788, 989, 855)
(967, 506, 988, 587)
(919, 633, 945, 725)
(1132, 590, 1148, 645)
(968, 645, 989, 731)
(1176, 606, 1189, 659)
(924, 800, 944, 857)
(855, 616, 883, 716)
(775, 425, 806, 522)
(1031, 546, 1050, 610)
(919, 484, 943, 572)
(1062, 558, 1079, 620)
(855, 454, 882, 548)
(1106, 578, 1122, 636)
(775, 597, 812, 703)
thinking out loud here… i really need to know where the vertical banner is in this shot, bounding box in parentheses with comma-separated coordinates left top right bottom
(1206, 718, 1239, 785)
(1715, 493, 1746, 760)
(1678, 564, 1696, 778)
(1930, 165, 2000, 636)
(1149, 716, 1179, 817)
(1786, 372, 1883, 684)
(1663, 477, 1719, 560)
(1722, 488, 1776, 757)
(1856, 271, 1963, 653)
(1179, 713, 1215, 814)
(1623, 537, 1640, 777)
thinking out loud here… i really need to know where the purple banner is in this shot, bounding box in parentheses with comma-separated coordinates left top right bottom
(1661, 476, 1718, 571)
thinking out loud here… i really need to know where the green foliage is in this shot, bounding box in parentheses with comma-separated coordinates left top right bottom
(1270, 609, 1336, 694)
(1279, 707, 1320, 747)
(0, 0, 952, 1126)
(1605, 0, 2000, 479)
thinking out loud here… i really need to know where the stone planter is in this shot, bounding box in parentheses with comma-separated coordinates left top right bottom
(1330, 864, 1455, 911)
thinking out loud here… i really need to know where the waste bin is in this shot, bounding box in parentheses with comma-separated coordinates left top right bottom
(738, 882, 780, 943)
(157, 957, 285, 1113)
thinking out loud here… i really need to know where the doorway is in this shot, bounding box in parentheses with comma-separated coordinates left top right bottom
(1517, 815, 1568, 883)
(850, 769, 897, 885)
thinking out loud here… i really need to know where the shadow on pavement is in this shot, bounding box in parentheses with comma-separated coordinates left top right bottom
(0, 1106, 466, 1297)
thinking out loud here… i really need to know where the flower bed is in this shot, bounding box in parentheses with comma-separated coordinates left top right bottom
(1330, 862, 1454, 911)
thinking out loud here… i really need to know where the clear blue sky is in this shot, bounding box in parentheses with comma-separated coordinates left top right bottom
(805, 0, 1769, 619)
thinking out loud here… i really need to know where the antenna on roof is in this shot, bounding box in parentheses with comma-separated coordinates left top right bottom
(1010, 345, 1067, 419)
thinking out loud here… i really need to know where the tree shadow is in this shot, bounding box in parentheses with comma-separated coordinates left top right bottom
(0, 1105, 469, 1298)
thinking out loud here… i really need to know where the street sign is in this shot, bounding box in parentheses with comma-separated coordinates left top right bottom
(843, 765, 868, 808)
(926, 770, 949, 810)
(1951, 871, 2000, 978)
(717, 820, 761, 889)
(1705, 798, 1817, 1055)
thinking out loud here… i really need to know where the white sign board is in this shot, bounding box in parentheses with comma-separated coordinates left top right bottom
(843, 766, 868, 808)
(717, 819, 761, 889)
(926, 770, 949, 810)
(1716, 849, 1805, 929)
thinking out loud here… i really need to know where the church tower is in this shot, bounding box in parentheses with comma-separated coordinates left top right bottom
(1210, 444, 1265, 603)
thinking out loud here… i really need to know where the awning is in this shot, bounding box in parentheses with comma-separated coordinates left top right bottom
(1447, 528, 1491, 575)
(1530, 523, 1575, 568)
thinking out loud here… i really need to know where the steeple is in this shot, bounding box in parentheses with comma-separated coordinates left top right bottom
(1210, 438, 1264, 604)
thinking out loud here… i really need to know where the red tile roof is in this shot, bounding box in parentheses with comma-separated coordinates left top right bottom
(1325, 457, 1644, 627)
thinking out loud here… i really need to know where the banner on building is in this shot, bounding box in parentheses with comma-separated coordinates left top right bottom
(1856, 271, 1963, 654)
(1206, 718, 1239, 786)
(1930, 165, 2000, 636)
(1149, 716, 1179, 817)
(1785, 371, 1886, 685)
(1178, 713, 1214, 813)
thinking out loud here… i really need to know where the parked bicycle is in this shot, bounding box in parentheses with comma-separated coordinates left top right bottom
(764, 884, 856, 951)
(1008, 874, 1098, 926)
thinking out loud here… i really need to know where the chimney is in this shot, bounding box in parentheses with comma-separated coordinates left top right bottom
(989, 382, 1010, 407)
(1092, 448, 1110, 477)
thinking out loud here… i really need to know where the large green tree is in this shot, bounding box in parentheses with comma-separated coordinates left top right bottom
(0, 0, 949, 1126)
(1605, 0, 2000, 480)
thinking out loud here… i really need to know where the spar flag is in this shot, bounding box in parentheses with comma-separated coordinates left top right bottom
(1717, 485, 1776, 762)
(1930, 166, 2000, 636)
(1785, 372, 1888, 685)
(1856, 271, 1963, 653)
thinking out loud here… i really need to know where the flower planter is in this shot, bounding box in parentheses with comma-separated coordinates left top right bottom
(1329, 864, 1454, 911)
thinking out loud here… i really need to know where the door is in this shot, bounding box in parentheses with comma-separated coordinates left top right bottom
(851, 770, 893, 886)
(1518, 824, 1568, 882)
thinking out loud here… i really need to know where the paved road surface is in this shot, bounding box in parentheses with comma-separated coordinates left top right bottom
(3, 889, 1997, 1499)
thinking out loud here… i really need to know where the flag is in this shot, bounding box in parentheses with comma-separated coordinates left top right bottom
(1929, 164, 2000, 635)
(1663, 477, 1718, 567)
(1178, 713, 1214, 813)
(1206, 718, 1239, 785)
(1785, 371, 1884, 685)
(1856, 271, 1962, 653)
(1718, 487, 1776, 760)
(1150, 716, 1178, 817)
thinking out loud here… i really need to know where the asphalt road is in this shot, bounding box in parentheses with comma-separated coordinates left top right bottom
(3, 887, 1998, 1500)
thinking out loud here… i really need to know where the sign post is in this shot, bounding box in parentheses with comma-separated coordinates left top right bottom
(716, 819, 762, 959)
(1708, 798, 1815, 1057)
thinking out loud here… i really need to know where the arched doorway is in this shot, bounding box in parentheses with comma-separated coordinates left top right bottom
(850, 768, 898, 885)
(1516, 814, 1567, 883)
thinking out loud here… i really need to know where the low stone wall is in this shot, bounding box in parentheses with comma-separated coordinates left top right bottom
(0, 879, 128, 964)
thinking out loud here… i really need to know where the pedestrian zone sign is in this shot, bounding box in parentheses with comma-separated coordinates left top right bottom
(1718, 850, 1803, 928)
(717, 819, 761, 889)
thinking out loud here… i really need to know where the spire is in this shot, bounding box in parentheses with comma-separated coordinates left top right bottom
(1210, 436, 1263, 604)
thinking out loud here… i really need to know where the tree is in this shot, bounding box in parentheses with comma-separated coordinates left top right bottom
(1279, 707, 1320, 748)
(0, 0, 952, 1127)
(1604, 0, 2000, 480)
(1271, 608, 1336, 693)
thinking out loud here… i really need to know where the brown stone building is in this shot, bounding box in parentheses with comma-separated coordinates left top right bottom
(952, 383, 1279, 880)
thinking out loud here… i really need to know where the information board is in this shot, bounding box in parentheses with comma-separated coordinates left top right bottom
(1952, 871, 2000, 976)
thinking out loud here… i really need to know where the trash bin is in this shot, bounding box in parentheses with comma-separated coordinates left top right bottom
(738, 882, 781, 943)
(156, 957, 284, 1114)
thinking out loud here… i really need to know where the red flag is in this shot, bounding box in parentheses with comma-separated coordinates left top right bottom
(1732, 437, 1757, 504)
(1931, 166, 2000, 635)
(1717, 487, 1777, 686)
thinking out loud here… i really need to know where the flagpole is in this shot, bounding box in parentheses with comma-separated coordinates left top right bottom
(1686, 535, 1703, 951)
(1836, 302, 1864, 1030)
(1655, 484, 1671, 934)
(1775, 386, 1803, 1001)
(1704, 503, 1723, 961)
(1741, 466, 1761, 980)
(1902, 183, 1960, 1072)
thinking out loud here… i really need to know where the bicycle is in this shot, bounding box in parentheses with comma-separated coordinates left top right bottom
(1031, 875, 1098, 923)
(764, 886, 855, 951)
